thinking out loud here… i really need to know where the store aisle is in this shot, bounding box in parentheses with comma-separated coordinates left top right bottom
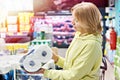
(58, 48, 115, 80)
(104, 59, 115, 80)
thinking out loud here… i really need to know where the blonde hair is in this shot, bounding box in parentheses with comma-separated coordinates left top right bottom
(71, 2, 102, 35)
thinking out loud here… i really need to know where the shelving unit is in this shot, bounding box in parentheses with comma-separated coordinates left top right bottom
(16, 72, 49, 80)
(30, 39, 52, 47)
(45, 11, 75, 48)
(114, 38, 120, 80)
(114, 0, 120, 79)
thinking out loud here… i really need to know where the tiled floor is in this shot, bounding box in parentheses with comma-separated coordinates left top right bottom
(58, 48, 115, 80)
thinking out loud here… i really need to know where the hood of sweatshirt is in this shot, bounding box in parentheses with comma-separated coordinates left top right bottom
(74, 32, 102, 43)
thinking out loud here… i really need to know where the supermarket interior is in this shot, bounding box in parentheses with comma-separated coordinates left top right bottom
(0, 0, 120, 80)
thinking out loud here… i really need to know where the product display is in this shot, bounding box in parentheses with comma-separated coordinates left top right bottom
(18, 12, 34, 32)
(0, 55, 24, 74)
(114, 1, 120, 79)
(114, 38, 120, 80)
(0, 63, 11, 74)
(5, 43, 29, 55)
(45, 15, 75, 48)
(30, 39, 52, 47)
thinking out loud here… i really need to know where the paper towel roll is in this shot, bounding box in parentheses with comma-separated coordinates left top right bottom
(34, 45, 52, 63)
(21, 57, 42, 72)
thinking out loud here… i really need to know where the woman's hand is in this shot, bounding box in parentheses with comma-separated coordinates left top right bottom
(26, 68, 45, 74)
(51, 47, 59, 63)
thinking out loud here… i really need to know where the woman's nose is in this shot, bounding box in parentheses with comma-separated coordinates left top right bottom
(72, 20, 75, 25)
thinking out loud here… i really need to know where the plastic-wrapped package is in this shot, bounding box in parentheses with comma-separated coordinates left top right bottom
(0, 38, 10, 56)
(20, 45, 54, 72)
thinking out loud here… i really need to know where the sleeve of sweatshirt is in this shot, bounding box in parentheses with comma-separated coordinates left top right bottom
(43, 42, 102, 80)
(55, 56, 65, 68)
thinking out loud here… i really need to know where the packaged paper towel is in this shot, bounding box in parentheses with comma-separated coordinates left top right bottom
(20, 44, 53, 72)
(0, 62, 12, 74)
(0, 38, 6, 51)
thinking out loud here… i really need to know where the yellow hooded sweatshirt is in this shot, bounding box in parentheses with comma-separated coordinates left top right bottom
(44, 32, 102, 80)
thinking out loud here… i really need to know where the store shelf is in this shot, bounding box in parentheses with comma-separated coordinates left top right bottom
(30, 39, 52, 47)
(53, 32, 75, 35)
(16, 70, 49, 80)
(5, 35, 31, 43)
(114, 37, 120, 80)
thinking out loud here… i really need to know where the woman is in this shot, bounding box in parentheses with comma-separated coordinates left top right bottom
(30, 2, 102, 80)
